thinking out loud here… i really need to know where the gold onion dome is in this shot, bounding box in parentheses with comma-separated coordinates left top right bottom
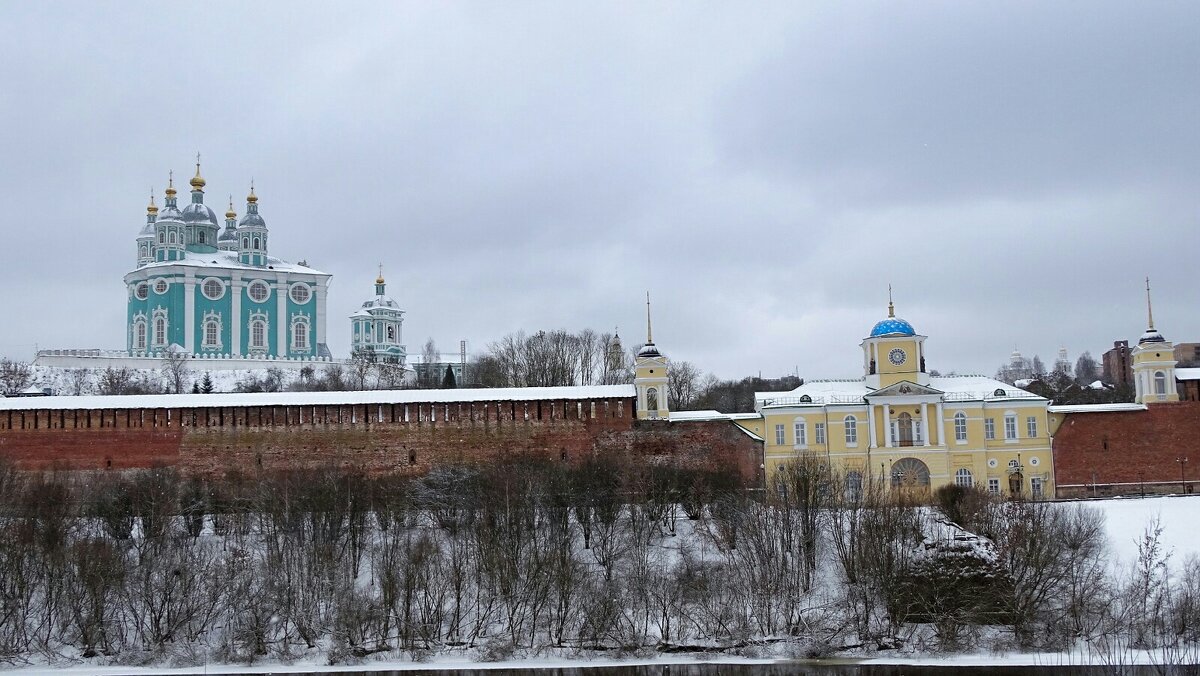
(147, 193, 158, 215)
(225, 196, 236, 219)
(165, 172, 177, 197)
(246, 182, 258, 203)
(190, 162, 205, 190)
(376, 263, 386, 285)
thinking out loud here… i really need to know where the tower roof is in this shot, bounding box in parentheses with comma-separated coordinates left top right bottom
(869, 286, 917, 337)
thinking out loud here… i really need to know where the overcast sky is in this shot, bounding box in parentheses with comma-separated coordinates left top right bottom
(1, 2, 1198, 380)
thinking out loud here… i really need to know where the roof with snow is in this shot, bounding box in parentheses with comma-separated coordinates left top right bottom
(1048, 403, 1147, 414)
(0, 384, 636, 412)
(869, 317, 916, 337)
(756, 374, 1046, 409)
(1175, 368, 1200, 381)
(127, 249, 328, 277)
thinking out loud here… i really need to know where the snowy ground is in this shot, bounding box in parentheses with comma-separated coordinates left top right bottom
(1082, 493, 1200, 570)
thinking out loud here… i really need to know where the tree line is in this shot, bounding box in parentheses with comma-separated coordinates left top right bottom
(0, 458, 1195, 667)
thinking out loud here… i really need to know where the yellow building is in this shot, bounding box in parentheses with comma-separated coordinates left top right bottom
(732, 300, 1054, 498)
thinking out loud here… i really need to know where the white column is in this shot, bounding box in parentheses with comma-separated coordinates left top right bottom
(934, 402, 945, 446)
(866, 404, 877, 449)
(315, 278, 328, 350)
(183, 269, 196, 353)
(276, 277, 288, 356)
(231, 273, 242, 356)
(921, 402, 931, 446)
(883, 403, 892, 448)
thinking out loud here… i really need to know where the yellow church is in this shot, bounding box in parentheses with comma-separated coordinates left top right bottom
(638, 298, 1055, 498)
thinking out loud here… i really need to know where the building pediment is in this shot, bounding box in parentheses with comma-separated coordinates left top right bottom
(865, 380, 943, 399)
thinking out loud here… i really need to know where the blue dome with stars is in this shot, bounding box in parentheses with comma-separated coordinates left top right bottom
(870, 317, 916, 337)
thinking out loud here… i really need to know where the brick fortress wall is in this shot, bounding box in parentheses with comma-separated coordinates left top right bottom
(0, 397, 763, 486)
(1053, 401, 1200, 498)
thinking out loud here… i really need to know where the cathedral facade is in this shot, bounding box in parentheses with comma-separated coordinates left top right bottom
(123, 162, 331, 360)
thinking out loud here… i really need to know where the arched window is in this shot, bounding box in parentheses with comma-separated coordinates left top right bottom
(646, 387, 659, 413)
(168, 232, 176, 245)
(250, 321, 266, 349)
(134, 320, 146, 350)
(844, 415, 858, 445)
(292, 320, 308, 351)
(955, 468, 974, 488)
(158, 232, 164, 244)
(253, 236, 260, 250)
(242, 236, 249, 249)
(897, 412, 914, 446)
(198, 231, 206, 244)
(204, 321, 219, 348)
(954, 412, 967, 441)
(154, 317, 166, 345)
(890, 458, 931, 488)
(387, 325, 395, 342)
(1155, 371, 1167, 396)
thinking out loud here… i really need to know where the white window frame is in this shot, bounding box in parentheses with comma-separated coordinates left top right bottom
(289, 283, 311, 305)
(793, 419, 807, 448)
(1004, 412, 1018, 442)
(1031, 477, 1044, 499)
(1026, 416, 1038, 439)
(955, 468, 974, 488)
(954, 412, 968, 443)
(814, 422, 825, 445)
(151, 309, 168, 347)
(247, 280, 271, 303)
(984, 417, 995, 440)
(132, 316, 147, 351)
(290, 315, 311, 352)
(1155, 371, 1167, 396)
(775, 424, 785, 446)
(988, 478, 1000, 495)
(844, 415, 858, 447)
(249, 312, 269, 351)
(135, 282, 149, 300)
(201, 311, 222, 350)
(201, 277, 226, 301)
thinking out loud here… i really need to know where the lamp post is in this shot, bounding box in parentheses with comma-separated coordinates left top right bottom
(1177, 456, 1189, 494)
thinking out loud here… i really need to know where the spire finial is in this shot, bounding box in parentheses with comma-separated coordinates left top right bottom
(646, 291, 654, 344)
(147, 189, 158, 214)
(887, 284, 895, 318)
(165, 171, 176, 196)
(225, 194, 237, 220)
(246, 179, 258, 203)
(376, 263, 385, 286)
(1146, 276, 1155, 330)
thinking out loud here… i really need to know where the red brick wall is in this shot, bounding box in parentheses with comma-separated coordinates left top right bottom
(1053, 401, 1200, 498)
(0, 398, 763, 486)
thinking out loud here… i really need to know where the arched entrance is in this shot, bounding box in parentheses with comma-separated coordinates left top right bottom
(1009, 472, 1023, 496)
(890, 458, 931, 496)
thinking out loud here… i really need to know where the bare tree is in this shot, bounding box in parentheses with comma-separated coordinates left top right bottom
(0, 359, 34, 396)
(350, 348, 378, 390)
(1075, 352, 1100, 385)
(667, 360, 702, 410)
(160, 349, 190, 394)
(64, 368, 93, 396)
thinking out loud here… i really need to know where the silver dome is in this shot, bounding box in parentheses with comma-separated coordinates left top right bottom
(181, 202, 219, 225)
(218, 224, 238, 242)
(157, 205, 183, 223)
(238, 212, 266, 228)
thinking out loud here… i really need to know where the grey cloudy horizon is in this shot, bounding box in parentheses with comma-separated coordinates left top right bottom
(1, 1, 1197, 381)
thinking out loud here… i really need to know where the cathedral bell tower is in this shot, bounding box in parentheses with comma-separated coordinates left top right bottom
(634, 293, 669, 420)
(862, 288, 929, 390)
(1133, 278, 1179, 404)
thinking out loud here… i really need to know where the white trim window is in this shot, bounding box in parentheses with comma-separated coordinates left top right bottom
(132, 317, 147, 351)
(247, 280, 270, 303)
(955, 468, 974, 488)
(291, 315, 311, 352)
(954, 412, 968, 442)
(1004, 412, 1018, 441)
(201, 311, 222, 350)
(814, 422, 826, 445)
(1026, 416, 1038, 439)
(249, 314, 269, 351)
(988, 478, 1000, 495)
(794, 419, 807, 447)
(289, 283, 311, 305)
(152, 309, 168, 347)
(985, 417, 995, 440)
(844, 415, 858, 446)
(1155, 371, 1167, 396)
(201, 277, 225, 301)
(1031, 477, 1044, 499)
(775, 424, 785, 446)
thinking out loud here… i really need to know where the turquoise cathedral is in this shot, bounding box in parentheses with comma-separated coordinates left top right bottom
(124, 161, 332, 359)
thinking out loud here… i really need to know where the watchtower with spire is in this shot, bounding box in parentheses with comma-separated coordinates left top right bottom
(1133, 277, 1179, 404)
(349, 265, 407, 364)
(634, 293, 669, 420)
